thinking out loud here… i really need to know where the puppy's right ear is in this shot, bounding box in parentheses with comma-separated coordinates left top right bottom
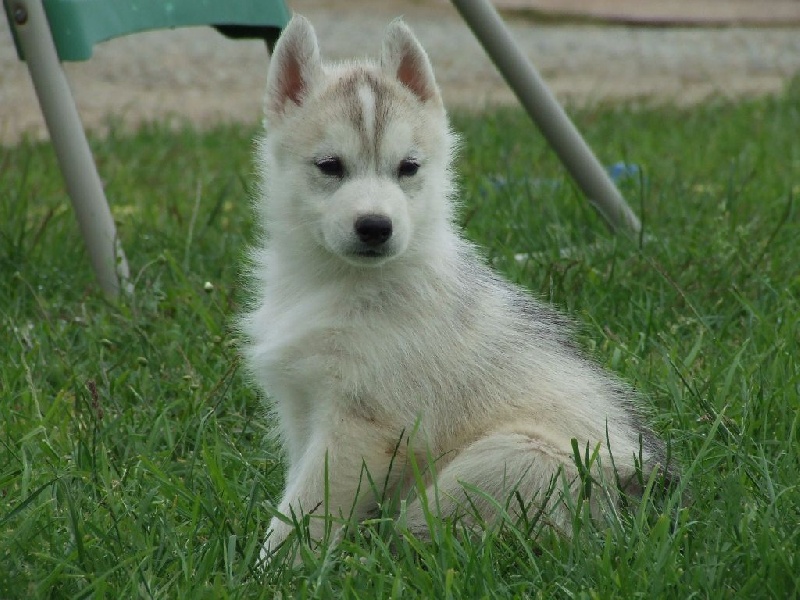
(265, 15, 321, 121)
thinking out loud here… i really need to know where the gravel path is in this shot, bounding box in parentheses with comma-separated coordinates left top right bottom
(2, 0, 800, 144)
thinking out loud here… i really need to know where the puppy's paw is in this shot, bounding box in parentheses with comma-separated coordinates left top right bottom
(258, 517, 296, 569)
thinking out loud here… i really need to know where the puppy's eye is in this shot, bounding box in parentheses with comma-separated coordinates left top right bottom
(315, 157, 345, 178)
(397, 158, 420, 178)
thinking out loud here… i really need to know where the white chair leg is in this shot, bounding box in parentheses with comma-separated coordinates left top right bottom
(9, 0, 131, 297)
(451, 0, 642, 235)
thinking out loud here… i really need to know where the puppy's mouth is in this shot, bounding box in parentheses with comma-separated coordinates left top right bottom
(354, 249, 385, 258)
(341, 243, 397, 266)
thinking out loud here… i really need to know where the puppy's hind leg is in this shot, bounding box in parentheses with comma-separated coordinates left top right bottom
(401, 431, 610, 539)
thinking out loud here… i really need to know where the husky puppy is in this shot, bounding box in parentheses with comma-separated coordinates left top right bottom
(241, 15, 667, 563)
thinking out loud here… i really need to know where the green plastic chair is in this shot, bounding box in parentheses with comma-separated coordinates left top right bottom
(4, 0, 291, 296)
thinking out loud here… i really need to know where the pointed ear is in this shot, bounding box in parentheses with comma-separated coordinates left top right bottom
(265, 15, 322, 120)
(381, 20, 441, 105)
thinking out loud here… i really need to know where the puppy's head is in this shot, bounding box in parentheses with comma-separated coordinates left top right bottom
(257, 16, 455, 268)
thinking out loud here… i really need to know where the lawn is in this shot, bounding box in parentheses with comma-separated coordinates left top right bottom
(1, 80, 798, 598)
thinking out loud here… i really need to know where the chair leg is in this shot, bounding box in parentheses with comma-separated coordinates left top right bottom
(450, 0, 641, 235)
(9, 0, 131, 297)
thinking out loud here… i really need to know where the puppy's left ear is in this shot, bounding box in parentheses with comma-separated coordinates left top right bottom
(381, 20, 441, 105)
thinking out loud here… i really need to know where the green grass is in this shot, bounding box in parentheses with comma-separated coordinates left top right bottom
(2, 80, 799, 598)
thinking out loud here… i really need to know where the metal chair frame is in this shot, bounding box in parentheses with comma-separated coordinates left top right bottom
(5, 0, 638, 297)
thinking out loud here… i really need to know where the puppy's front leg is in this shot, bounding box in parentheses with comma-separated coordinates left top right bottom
(260, 430, 391, 565)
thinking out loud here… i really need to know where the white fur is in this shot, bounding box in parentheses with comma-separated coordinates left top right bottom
(240, 15, 667, 565)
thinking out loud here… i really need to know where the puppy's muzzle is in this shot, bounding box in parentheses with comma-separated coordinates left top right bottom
(354, 214, 393, 249)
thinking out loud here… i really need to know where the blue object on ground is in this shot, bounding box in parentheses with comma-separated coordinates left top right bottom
(607, 162, 641, 182)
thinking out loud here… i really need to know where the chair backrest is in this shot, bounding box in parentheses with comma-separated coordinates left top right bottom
(5, 0, 291, 61)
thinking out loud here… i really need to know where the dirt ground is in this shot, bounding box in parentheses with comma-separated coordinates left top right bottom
(1, 0, 800, 144)
(497, 0, 800, 26)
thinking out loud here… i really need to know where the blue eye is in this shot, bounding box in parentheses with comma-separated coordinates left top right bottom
(398, 158, 420, 177)
(315, 157, 345, 178)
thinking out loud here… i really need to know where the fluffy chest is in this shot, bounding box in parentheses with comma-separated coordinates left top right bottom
(248, 283, 467, 415)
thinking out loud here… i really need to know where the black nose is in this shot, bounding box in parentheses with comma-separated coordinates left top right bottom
(354, 214, 393, 246)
